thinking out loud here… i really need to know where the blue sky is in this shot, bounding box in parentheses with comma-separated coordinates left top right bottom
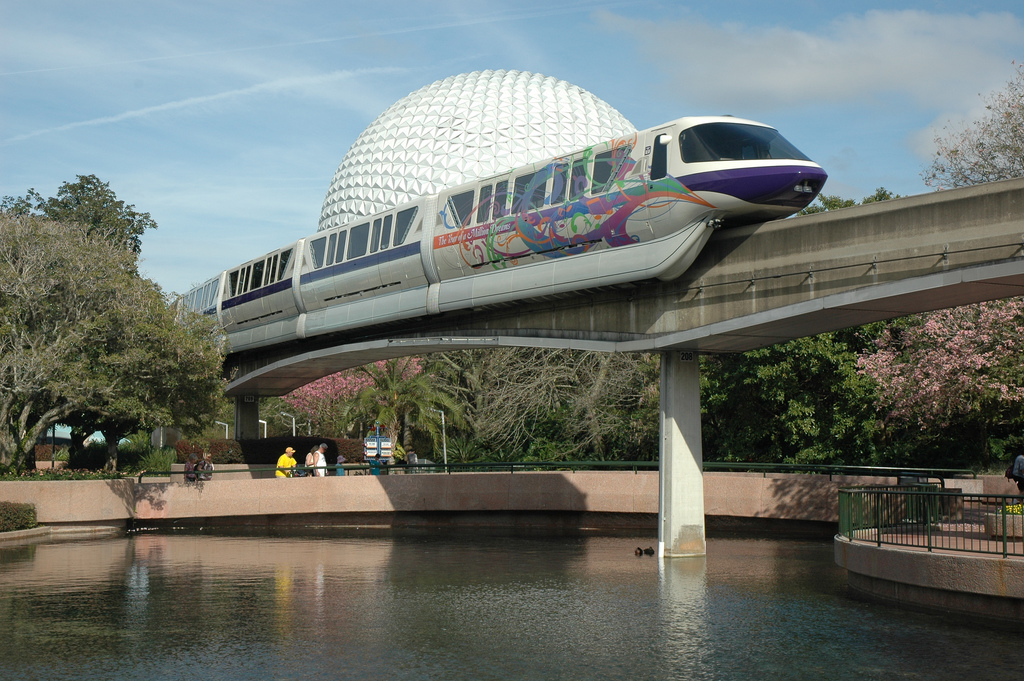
(2, 1, 1022, 295)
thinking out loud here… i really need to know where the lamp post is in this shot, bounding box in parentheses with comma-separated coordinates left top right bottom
(215, 421, 229, 439)
(430, 408, 447, 467)
(370, 421, 382, 476)
(281, 412, 295, 437)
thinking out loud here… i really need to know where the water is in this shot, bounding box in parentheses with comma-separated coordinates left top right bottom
(0, 530, 1018, 680)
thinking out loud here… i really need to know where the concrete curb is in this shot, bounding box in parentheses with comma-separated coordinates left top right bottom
(835, 535, 1024, 624)
(0, 526, 51, 545)
(0, 525, 122, 546)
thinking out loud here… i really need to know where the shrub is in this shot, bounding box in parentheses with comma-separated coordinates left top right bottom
(34, 444, 68, 461)
(0, 469, 125, 481)
(223, 437, 363, 465)
(67, 441, 109, 470)
(0, 501, 37, 532)
(174, 439, 244, 464)
(137, 449, 177, 474)
(116, 430, 155, 470)
(173, 437, 363, 466)
(446, 436, 484, 464)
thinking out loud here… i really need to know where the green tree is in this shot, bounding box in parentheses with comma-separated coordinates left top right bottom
(86, 283, 225, 470)
(701, 329, 879, 464)
(800, 187, 901, 214)
(0, 213, 222, 472)
(0, 214, 133, 469)
(2, 174, 156, 254)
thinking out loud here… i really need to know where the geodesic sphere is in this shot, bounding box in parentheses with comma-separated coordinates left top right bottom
(318, 70, 636, 231)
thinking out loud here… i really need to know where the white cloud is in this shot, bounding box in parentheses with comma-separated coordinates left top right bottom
(600, 9, 1023, 113)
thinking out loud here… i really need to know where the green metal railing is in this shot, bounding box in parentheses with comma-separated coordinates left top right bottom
(838, 486, 1024, 558)
(136, 460, 660, 482)
(136, 460, 976, 483)
(702, 462, 975, 482)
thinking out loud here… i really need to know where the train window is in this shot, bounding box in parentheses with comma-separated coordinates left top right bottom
(333, 232, 346, 264)
(513, 172, 545, 212)
(531, 174, 547, 209)
(326, 233, 337, 265)
(348, 222, 370, 259)
(446, 190, 475, 228)
(591, 150, 617, 194)
(229, 270, 239, 297)
(492, 181, 509, 219)
(476, 185, 493, 223)
(570, 159, 588, 200)
(380, 215, 392, 250)
(550, 164, 568, 204)
(252, 260, 264, 289)
(393, 208, 417, 246)
(370, 218, 382, 254)
(268, 254, 279, 283)
(679, 122, 812, 163)
(310, 237, 327, 269)
(278, 249, 292, 278)
(241, 265, 252, 294)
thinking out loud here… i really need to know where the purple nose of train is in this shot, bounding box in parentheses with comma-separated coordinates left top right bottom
(685, 164, 829, 210)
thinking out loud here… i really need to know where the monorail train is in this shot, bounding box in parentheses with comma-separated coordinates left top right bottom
(181, 115, 827, 352)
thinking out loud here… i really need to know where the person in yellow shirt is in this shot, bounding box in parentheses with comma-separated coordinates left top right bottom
(276, 447, 297, 477)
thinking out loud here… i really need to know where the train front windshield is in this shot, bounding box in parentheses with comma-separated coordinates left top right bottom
(679, 123, 811, 163)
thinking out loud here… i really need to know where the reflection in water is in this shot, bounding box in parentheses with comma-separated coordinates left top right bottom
(0, 533, 1018, 680)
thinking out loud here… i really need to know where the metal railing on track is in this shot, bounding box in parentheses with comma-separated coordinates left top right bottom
(838, 486, 1024, 558)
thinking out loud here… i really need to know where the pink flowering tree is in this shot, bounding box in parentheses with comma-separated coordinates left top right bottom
(281, 369, 374, 435)
(858, 299, 1024, 459)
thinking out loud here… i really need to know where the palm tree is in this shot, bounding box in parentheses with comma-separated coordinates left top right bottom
(340, 357, 462, 454)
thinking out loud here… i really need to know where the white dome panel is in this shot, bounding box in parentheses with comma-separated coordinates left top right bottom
(318, 70, 635, 230)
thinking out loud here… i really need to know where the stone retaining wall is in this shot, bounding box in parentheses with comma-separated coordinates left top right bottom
(835, 536, 1024, 625)
(0, 470, 923, 528)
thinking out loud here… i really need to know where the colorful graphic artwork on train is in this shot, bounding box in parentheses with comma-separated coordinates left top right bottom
(434, 138, 715, 270)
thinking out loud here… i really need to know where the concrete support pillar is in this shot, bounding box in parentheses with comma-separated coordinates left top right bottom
(659, 350, 706, 558)
(234, 396, 260, 441)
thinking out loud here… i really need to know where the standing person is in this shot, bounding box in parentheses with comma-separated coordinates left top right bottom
(312, 443, 328, 477)
(336, 454, 346, 476)
(199, 453, 214, 481)
(302, 446, 317, 477)
(276, 447, 297, 478)
(1010, 452, 1024, 493)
